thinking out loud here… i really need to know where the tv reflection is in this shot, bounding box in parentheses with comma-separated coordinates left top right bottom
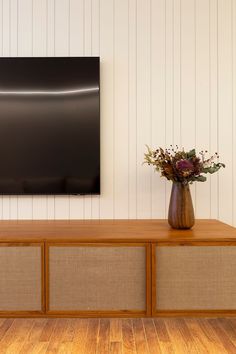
(0, 85, 100, 195)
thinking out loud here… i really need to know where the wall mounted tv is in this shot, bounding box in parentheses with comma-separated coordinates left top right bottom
(0, 57, 100, 195)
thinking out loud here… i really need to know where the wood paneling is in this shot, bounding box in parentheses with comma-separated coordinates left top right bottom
(151, 0, 166, 219)
(99, 0, 114, 219)
(114, 0, 129, 219)
(233, 0, 236, 228)
(195, 0, 210, 218)
(209, 0, 219, 220)
(136, 0, 151, 219)
(0, 1, 235, 224)
(218, 0, 234, 226)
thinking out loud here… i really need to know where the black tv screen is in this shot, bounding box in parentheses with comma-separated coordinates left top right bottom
(0, 57, 100, 195)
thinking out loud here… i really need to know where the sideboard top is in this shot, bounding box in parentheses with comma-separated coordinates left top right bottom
(0, 219, 235, 243)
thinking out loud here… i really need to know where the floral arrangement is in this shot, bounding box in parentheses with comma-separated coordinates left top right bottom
(144, 145, 225, 184)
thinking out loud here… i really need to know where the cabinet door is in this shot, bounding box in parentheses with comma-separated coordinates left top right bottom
(0, 243, 43, 313)
(154, 245, 236, 313)
(47, 244, 149, 315)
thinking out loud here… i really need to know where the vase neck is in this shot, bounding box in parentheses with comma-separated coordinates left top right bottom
(173, 181, 189, 186)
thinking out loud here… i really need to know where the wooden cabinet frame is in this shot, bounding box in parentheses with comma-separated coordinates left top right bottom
(0, 220, 236, 317)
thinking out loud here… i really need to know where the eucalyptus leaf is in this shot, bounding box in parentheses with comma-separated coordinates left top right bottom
(186, 149, 196, 158)
(192, 175, 207, 182)
(202, 162, 225, 174)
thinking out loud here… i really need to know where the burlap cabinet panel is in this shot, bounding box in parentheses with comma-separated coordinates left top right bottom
(49, 245, 146, 311)
(156, 246, 236, 310)
(0, 245, 42, 311)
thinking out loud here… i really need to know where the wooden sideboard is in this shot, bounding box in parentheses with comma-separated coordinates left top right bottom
(0, 219, 236, 317)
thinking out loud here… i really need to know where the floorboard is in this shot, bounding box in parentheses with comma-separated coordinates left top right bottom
(0, 318, 235, 353)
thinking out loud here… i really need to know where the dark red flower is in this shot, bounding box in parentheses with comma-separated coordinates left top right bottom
(176, 159, 194, 177)
(176, 159, 194, 170)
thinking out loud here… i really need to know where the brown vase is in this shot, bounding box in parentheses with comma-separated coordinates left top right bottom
(168, 182, 195, 229)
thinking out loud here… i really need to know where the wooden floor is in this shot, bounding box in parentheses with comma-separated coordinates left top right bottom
(0, 318, 236, 353)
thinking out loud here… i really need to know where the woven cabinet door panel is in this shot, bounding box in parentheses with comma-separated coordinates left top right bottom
(0, 245, 42, 311)
(49, 245, 146, 311)
(156, 246, 236, 310)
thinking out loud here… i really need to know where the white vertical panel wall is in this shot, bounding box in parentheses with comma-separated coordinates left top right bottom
(0, 0, 235, 225)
